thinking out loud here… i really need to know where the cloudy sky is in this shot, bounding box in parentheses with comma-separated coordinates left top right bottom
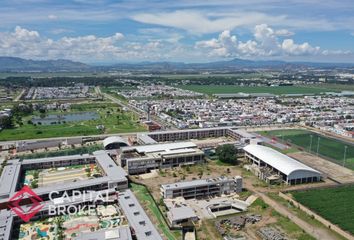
(0, 0, 353, 63)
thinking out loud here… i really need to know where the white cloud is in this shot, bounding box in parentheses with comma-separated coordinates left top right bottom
(0, 26, 126, 60)
(281, 39, 320, 55)
(196, 24, 322, 57)
(48, 14, 58, 20)
(0, 26, 189, 62)
(275, 29, 294, 37)
(132, 10, 287, 34)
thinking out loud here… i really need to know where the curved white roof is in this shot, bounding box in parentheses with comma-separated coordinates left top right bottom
(243, 144, 320, 176)
(103, 136, 129, 148)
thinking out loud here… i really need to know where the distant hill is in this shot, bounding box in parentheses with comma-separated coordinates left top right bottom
(109, 58, 354, 71)
(0, 57, 90, 72)
(0, 56, 353, 72)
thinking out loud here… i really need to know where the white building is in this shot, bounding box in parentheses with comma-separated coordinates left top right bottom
(243, 145, 322, 185)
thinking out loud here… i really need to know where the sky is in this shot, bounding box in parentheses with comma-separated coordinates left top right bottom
(0, 0, 353, 64)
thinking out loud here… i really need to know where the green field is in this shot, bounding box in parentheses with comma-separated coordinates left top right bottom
(0, 102, 145, 141)
(179, 85, 342, 95)
(260, 129, 354, 170)
(292, 185, 354, 235)
(130, 183, 181, 240)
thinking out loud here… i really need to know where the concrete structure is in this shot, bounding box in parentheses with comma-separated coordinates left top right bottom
(118, 189, 162, 240)
(74, 226, 133, 240)
(243, 145, 322, 185)
(103, 136, 129, 150)
(165, 203, 198, 227)
(161, 176, 242, 200)
(137, 134, 157, 145)
(0, 151, 128, 203)
(148, 127, 230, 142)
(120, 142, 204, 174)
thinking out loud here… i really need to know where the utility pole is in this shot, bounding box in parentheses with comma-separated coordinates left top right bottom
(309, 135, 313, 153)
(343, 145, 348, 167)
(316, 136, 320, 156)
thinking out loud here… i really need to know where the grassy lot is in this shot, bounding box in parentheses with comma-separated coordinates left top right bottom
(179, 85, 338, 95)
(130, 183, 182, 240)
(0, 102, 145, 141)
(259, 129, 354, 170)
(292, 185, 354, 236)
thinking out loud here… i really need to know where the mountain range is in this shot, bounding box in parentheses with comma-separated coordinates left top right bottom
(0, 56, 353, 72)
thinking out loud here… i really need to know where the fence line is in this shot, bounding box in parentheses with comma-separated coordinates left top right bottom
(278, 192, 354, 240)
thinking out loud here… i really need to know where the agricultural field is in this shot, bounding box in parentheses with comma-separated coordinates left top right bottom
(292, 185, 354, 235)
(0, 102, 145, 141)
(178, 84, 343, 95)
(259, 129, 354, 170)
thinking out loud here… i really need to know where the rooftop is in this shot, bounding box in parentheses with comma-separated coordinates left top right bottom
(122, 141, 197, 154)
(243, 144, 321, 176)
(118, 189, 162, 240)
(161, 176, 232, 191)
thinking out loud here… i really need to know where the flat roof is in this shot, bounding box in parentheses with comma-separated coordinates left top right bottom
(74, 226, 132, 240)
(94, 150, 128, 182)
(0, 152, 128, 202)
(0, 160, 21, 199)
(118, 189, 162, 240)
(161, 176, 232, 191)
(137, 134, 157, 144)
(122, 142, 197, 154)
(22, 154, 93, 165)
(243, 144, 321, 176)
(168, 205, 197, 222)
(229, 129, 256, 139)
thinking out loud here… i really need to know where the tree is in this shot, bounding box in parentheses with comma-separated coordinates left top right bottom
(216, 144, 238, 165)
(0, 116, 14, 129)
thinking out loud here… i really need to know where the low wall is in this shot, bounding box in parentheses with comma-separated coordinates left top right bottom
(279, 192, 354, 240)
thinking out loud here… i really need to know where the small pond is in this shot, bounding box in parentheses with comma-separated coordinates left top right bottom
(32, 112, 99, 125)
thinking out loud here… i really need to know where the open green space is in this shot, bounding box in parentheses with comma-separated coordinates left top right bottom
(130, 183, 181, 240)
(259, 129, 354, 170)
(179, 84, 342, 95)
(292, 185, 354, 235)
(0, 102, 145, 141)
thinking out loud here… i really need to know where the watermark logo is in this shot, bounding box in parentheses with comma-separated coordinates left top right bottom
(8, 187, 116, 222)
(8, 186, 44, 222)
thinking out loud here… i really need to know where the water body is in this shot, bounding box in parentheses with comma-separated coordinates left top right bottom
(32, 112, 99, 125)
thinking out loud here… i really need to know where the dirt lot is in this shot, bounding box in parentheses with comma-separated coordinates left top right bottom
(288, 152, 354, 184)
(132, 160, 242, 200)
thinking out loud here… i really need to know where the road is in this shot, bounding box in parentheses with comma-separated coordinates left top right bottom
(101, 87, 176, 130)
(244, 180, 342, 240)
(14, 89, 25, 101)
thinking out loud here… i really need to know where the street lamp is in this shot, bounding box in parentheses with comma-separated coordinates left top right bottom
(343, 146, 348, 167)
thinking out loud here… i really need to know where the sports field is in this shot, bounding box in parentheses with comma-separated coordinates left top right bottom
(259, 129, 354, 170)
(179, 85, 337, 95)
(292, 185, 354, 235)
